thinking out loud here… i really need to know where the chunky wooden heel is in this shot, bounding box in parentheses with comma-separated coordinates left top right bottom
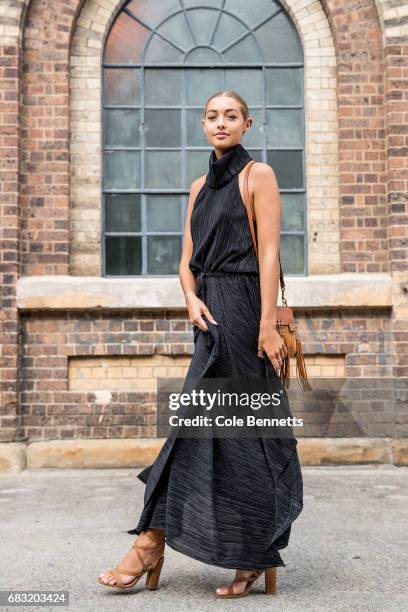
(264, 567, 277, 594)
(145, 555, 164, 590)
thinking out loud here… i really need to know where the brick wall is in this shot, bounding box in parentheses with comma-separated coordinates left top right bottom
(0, 39, 20, 441)
(16, 309, 394, 441)
(321, 0, 388, 273)
(18, 311, 194, 440)
(384, 42, 408, 377)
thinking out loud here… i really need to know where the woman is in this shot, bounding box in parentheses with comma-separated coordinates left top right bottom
(97, 90, 303, 598)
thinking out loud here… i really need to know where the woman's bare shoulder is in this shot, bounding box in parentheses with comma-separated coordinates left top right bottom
(250, 161, 277, 179)
(249, 162, 279, 194)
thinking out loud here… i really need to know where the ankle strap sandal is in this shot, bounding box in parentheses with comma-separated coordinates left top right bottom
(215, 567, 278, 598)
(97, 530, 166, 591)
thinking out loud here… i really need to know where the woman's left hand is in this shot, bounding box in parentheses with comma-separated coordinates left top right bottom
(258, 323, 288, 375)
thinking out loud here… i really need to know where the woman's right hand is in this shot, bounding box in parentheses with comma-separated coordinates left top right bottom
(186, 292, 217, 333)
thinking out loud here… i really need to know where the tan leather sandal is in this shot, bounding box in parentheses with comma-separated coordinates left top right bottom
(215, 567, 278, 598)
(97, 529, 166, 591)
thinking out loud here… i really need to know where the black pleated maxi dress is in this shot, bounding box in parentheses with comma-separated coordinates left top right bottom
(128, 142, 303, 571)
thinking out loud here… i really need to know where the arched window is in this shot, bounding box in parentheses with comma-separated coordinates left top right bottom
(102, 0, 305, 276)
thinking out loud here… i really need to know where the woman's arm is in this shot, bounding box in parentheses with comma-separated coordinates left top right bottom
(250, 163, 281, 326)
(179, 177, 217, 332)
(249, 163, 288, 373)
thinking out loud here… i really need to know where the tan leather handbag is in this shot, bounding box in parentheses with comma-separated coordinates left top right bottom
(242, 160, 312, 391)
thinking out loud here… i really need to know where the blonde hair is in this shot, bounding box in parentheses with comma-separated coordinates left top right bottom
(203, 90, 249, 121)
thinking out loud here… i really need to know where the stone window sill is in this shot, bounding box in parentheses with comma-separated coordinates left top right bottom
(16, 273, 393, 311)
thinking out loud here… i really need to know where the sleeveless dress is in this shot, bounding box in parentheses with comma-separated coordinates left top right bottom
(127, 143, 303, 571)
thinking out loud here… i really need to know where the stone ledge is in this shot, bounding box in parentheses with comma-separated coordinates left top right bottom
(1, 437, 407, 472)
(16, 273, 393, 311)
(26, 438, 164, 470)
(391, 439, 408, 466)
(0, 443, 26, 472)
(298, 437, 391, 465)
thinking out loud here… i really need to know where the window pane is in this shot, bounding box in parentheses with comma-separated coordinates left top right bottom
(186, 109, 207, 147)
(243, 109, 263, 147)
(103, 151, 141, 190)
(147, 236, 182, 274)
(266, 68, 303, 106)
(183, 9, 218, 45)
(145, 151, 182, 188)
(105, 194, 142, 232)
(281, 193, 305, 232)
(185, 69, 224, 105)
(127, 0, 181, 30)
(146, 195, 181, 232)
(247, 149, 263, 162)
(255, 13, 303, 63)
(185, 150, 210, 188)
(104, 109, 140, 148)
(280, 235, 305, 274)
(145, 70, 182, 106)
(225, 69, 262, 105)
(103, 69, 141, 106)
(105, 236, 142, 275)
(185, 47, 222, 64)
(267, 150, 303, 189)
(183, 0, 222, 7)
(212, 12, 247, 49)
(223, 35, 262, 63)
(145, 35, 184, 63)
(144, 110, 181, 147)
(224, 0, 282, 28)
(104, 12, 149, 64)
(265, 110, 303, 148)
(157, 14, 194, 49)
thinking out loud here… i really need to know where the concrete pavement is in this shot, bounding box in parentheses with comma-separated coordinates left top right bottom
(0, 465, 407, 611)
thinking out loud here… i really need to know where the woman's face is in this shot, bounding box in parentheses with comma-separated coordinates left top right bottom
(201, 96, 252, 151)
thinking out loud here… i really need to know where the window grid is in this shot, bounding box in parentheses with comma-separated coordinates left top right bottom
(102, 0, 306, 277)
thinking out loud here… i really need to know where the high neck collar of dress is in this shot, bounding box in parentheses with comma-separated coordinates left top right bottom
(205, 143, 253, 189)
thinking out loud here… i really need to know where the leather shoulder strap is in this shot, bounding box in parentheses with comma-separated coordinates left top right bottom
(243, 160, 258, 257)
(242, 160, 286, 300)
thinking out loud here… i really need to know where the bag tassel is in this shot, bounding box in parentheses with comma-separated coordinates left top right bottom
(295, 336, 313, 391)
(280, 352, 291, 389)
